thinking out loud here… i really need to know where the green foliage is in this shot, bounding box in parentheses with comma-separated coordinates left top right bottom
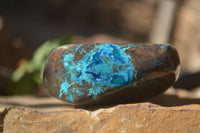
(9, 34, 73, 95)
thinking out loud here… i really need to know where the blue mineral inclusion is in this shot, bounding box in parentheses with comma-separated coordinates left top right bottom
(59, 43, 137, 103)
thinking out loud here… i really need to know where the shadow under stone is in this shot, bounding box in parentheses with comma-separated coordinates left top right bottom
(173, 72, 200, 90)
(147, 94, 200, 107)
(0, 94, 200, 111)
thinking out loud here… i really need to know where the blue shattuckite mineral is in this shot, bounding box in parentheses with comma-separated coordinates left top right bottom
(43, 43, 180, 107)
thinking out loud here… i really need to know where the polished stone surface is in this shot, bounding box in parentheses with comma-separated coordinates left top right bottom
(43, 43, 180, 107)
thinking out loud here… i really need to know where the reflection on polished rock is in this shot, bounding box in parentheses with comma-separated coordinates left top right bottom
(43, 43, 180, 107)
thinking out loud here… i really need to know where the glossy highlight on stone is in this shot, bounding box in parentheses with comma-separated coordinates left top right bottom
(43, 43, 180, 107)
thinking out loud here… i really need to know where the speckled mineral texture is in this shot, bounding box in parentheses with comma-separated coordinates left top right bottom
(43, 43, 180, 107)
(3, 103, 200, 133)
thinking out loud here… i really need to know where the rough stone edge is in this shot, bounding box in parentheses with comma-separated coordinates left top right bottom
(3, 102, 200, 114)
(0, 107, 10, 133)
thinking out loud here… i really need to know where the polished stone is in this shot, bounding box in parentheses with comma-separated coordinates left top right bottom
(43, 43, 180, 107)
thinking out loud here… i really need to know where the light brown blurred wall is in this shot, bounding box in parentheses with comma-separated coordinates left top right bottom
(173, 0, 200, 73)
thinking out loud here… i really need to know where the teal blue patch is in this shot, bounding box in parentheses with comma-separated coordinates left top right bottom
(59, 43, 137, 103)
(161, 43, 171, 49)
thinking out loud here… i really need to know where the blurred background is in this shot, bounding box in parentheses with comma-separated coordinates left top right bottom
(0, 0, 200, 106)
